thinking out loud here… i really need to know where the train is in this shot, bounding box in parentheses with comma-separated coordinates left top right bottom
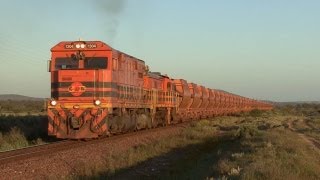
(47, 40, 272, 139)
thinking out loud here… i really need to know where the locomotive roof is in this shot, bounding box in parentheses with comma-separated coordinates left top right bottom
(51, 41, 112, 51)
(214, 89, 248, 98)
(148, 72, 164, 79)
(51, 40, 145, 63)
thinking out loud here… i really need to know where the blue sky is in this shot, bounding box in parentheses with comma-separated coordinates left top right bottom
(0, 0, 319, 101)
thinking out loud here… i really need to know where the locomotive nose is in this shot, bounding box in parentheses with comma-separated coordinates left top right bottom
(70, 116, 81, 129)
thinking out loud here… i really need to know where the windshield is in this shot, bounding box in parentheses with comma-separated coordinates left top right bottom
(55, 58, 79, 70)
(84, 58, 107, 69)
(55, 57, 108, 70)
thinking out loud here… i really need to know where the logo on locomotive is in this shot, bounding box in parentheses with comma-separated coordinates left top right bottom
(68, 82, 86, 96)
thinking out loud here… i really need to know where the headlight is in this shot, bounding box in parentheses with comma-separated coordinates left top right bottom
(94, 100, 101, 106)
(80, 44, 86, 48)
(50, 100, 57, 106)
(75, 44, 81, 49)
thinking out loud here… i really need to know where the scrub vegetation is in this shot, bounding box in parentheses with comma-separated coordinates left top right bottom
(0, 115, 48, 151)
(0, 100, 45, 115)
(72, 104, 320, 179)
(0, 100, 48, 152)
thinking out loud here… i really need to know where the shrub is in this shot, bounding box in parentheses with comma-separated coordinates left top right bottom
(0, 127, 29, 151)
(234, 125, 261, 139)
(249, 109, 264, 117)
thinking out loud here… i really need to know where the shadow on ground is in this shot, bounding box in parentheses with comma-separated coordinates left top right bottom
(0, 115, 50, 141)
(78, 133, 245, 179)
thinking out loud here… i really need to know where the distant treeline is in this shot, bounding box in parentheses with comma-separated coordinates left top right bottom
(275, 103, 320, 117)
(0, 100, 45, 113)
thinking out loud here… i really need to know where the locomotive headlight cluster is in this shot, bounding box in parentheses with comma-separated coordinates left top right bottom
(50, 100, 57, 106)
(64, 42, 97, 49)
(75, 43, 86, 49)
(94, 99, 101, 106)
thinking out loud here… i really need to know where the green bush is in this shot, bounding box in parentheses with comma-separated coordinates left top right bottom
(234, 125, 261, 139)
(249, 109, 264, 117)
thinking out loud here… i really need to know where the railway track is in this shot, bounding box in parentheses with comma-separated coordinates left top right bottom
(0, 140, 82, 164)
(0, 123, 189, 165)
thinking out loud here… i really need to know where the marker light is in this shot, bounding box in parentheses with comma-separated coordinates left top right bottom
(94, 100, 101, 106)
(50, 100, 57, 106)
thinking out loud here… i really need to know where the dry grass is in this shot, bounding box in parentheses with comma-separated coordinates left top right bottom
(70, 105, 320, 179)
(0, 115, 48, 151)
(73, 120, 223, 178)
(0, 100, 48, 151)
(0, 100, 44, 114)
(0, 127, 29, 151)
(239, 129, 320, 180)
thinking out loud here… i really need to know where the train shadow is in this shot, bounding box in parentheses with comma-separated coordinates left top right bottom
(78, 133, 246, 179)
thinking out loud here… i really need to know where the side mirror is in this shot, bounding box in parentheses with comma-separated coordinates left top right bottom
(47, 60, 52, 72)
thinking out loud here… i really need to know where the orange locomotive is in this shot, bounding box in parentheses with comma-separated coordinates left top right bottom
(47, 40, 272, 139)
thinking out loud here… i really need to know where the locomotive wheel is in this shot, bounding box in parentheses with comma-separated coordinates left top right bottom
(136, 114, 151, 130)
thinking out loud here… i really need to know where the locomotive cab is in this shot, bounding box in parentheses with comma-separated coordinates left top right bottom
(47, 40, 159, 139)
(47, 41, 115, 139)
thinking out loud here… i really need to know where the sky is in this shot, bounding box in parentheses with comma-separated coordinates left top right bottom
(0, 0, 319, 102)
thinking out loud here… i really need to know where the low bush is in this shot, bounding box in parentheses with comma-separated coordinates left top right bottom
(248, 109, 265, 117)
(0, 115, 49, 151)
(0, 100, 44, 114)
(0, 127, 30, 151)
(234, 125, 261, 139)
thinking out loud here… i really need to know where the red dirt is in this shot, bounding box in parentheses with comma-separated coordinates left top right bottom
(0, 126, 185, 179)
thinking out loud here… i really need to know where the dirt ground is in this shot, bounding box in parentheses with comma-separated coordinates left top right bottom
(0, 125, 185, 179)
(288, 119, 320, 154)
